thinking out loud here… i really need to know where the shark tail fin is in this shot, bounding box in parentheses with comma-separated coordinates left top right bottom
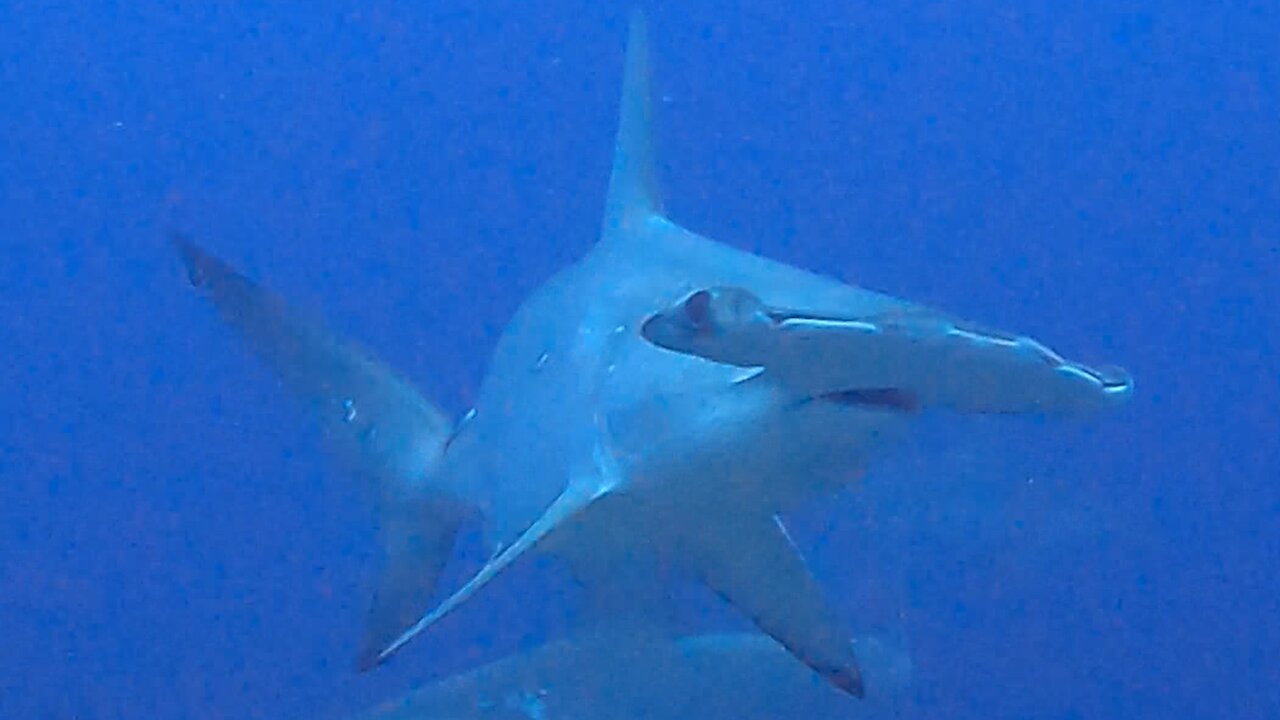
(172, 236, 468, 670)
(602, 9, 664, 237)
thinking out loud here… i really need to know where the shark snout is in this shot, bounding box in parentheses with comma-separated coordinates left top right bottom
(1097, 364, 1135, 399)
(1063, 362, 1134, 410)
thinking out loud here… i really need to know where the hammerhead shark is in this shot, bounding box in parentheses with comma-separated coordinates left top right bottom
(350, 629, 912, 720)
(175, 11, 1131, 700)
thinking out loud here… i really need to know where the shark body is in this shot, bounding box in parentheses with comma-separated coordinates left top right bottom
(176, 12, 1131, 700)
(350, 630, 912, 720)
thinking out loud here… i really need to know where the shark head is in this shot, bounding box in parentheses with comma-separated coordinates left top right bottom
(640, 284, 1134, 416)
(175, 9, 1133, 704)
(640, 286, 777, 368)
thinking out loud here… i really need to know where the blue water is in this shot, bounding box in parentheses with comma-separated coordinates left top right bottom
(2, 2, 1276, 718)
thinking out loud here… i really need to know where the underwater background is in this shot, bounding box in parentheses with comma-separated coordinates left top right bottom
(1, 1, 1276, 718)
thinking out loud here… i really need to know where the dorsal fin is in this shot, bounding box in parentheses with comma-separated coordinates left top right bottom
(602, 10, 663, 237)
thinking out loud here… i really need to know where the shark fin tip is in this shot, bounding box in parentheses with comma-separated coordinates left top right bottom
(169, 233, 217, 288)
(794, 649, 866, 699)
(830, 664, 866, 698)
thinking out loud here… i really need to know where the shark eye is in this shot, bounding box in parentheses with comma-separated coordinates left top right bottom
(683, 290, 714, 328)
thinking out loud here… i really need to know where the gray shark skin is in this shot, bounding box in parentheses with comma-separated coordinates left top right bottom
(175, 11, 1132, 700)
(639, 285, 1133, 414)
(350, 631, 912, 720)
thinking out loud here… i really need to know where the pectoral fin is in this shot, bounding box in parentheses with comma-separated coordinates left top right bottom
(682, 513, 865, 698)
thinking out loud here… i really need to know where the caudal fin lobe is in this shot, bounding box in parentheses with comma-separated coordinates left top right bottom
(173, 235, 467, 671)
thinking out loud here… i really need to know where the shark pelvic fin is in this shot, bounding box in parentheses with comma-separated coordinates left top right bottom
(686, 513, 866, 698)
(602, 9, 664, 237)
(172, 236, 466, 670)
